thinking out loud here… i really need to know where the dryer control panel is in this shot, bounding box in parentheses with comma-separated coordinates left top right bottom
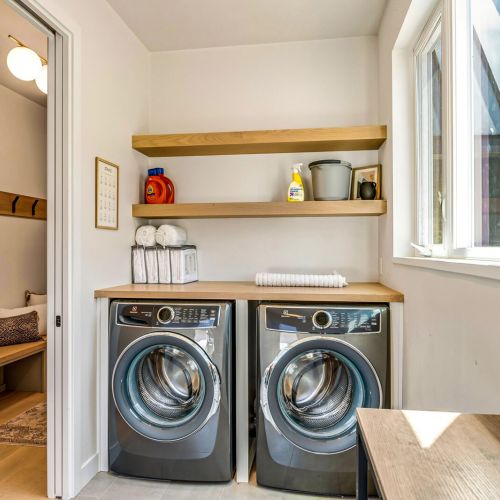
(265, 306, 383, 334)
(116, 303, 220, 328)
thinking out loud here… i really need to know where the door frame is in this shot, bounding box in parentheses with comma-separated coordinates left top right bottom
(6, 1, 80, 498)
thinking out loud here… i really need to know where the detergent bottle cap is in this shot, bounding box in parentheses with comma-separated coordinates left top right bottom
(157, 168, 165, 174)
(148, 168, 157, 176)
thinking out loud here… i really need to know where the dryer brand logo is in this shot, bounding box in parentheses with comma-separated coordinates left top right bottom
(131, 306, 138, 313)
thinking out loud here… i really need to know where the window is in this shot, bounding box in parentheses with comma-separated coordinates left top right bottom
(414, 0, 500, 260)
(415, 9, 444, 251)
(472, 0, 500, 249)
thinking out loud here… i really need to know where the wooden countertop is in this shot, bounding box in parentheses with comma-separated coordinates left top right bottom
(357, 408, 500, 499)
(94, 281, 403, 302)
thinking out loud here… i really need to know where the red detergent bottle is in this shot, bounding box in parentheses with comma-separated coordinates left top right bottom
(145, 168, 167, 204)
(145, 168, 175, 204)
(157, 168, 175, 204)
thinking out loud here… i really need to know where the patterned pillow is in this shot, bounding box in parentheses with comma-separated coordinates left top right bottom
(0, 311, 43, 347)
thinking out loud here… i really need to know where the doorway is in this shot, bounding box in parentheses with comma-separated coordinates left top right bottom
(0, 1, 48, 498)
(0, 0, 69, 497)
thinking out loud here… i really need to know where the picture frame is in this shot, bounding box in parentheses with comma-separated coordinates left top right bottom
(350, 164, 382, 200)
(95, 157, 119, 230)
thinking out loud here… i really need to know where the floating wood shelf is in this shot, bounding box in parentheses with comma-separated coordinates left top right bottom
(0, 191, 47, 220)
(132, 125, 387, 157)
(132, 200, 387, 219)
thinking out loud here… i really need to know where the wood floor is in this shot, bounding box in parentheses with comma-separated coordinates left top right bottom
(0, 391, 47, 500)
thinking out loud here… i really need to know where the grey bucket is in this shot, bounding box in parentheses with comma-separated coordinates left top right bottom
(308, 160, 352, 201)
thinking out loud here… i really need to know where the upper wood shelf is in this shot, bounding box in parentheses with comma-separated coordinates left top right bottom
(132, 200, 387, 219)
(132, 125, 387, 157)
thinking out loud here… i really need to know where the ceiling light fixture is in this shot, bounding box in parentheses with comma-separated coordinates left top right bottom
(6, 35, 48, 94)
(35, 64, 48, 94)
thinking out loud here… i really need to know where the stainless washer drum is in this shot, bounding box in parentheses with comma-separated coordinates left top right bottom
(137, 346, 204, 420)
(308, 160, 352, 201)
(280, 351, 353, 430)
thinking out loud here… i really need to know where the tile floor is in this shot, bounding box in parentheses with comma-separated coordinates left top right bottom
(76, 471, 335, 500)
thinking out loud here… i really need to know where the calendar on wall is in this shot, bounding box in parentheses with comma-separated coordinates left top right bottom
(95, 157, 119, 230)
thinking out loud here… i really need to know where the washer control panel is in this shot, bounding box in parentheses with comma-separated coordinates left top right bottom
(265, 306, 382, 334)
(117, 303, 220, 328)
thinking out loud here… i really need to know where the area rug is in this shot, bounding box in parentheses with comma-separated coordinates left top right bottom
(0, 402, 46, 446)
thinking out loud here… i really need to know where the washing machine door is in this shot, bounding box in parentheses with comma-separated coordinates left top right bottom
(112, 332, 220, 441)
(261, 336, 381, 454)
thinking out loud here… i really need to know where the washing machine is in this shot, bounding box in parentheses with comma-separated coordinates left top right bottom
(256, 303, 389, 496)
(108, 300, 234, 482)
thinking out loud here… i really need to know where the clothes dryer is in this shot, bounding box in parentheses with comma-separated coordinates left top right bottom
(257, 303, 388, 495)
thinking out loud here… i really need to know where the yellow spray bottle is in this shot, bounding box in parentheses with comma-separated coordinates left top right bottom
(287, 163, 305, 202)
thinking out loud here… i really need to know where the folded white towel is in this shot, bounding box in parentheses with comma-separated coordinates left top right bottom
(157, 246, 171, 284)
(145, 247, 159, 284)
(135, 225, 157, 247)
(156, 224, 187, 247)
(255, 272, 347, 288)
(132, 246, 147, 284)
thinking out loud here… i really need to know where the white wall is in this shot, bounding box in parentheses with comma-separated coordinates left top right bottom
(149, 37, 380, 282)
(35, 0, 149, 495)
(0, 84, 46, 308)
(378, 0, 500, 413)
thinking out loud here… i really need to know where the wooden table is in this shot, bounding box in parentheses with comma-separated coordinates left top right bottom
(356, 408, 500, 500)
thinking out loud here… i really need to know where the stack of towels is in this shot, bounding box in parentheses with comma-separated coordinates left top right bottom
(132, 225, 197, 284)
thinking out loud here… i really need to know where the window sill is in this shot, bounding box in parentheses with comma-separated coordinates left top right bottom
(393, 256, 500, 281)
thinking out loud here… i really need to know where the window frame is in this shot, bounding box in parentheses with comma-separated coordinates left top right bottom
(413, 0, 500, 262)
(414, 5, 445, 256)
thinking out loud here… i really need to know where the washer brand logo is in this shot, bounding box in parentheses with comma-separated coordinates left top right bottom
(281, 310, 306, 321)
(131, 306, 138, 313)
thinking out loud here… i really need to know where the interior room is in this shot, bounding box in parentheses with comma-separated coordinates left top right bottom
(0, 0, 499, 499)
(0, 1, 48, 497)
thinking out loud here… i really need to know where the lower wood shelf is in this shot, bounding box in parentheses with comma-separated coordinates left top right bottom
(132, 200, 387, 219)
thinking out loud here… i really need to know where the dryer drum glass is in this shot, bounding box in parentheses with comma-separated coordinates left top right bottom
(278, 349, 361, 438)
(127, 345, 206, 426)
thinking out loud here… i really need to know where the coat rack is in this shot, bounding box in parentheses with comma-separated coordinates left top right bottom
(0, 191, 47, 220)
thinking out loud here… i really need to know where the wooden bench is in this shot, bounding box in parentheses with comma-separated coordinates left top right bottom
(0, 338, 47, 393)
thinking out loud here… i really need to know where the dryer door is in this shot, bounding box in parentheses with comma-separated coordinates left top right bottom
(112, 332, 220, 441)
(261, 336, 381, 454)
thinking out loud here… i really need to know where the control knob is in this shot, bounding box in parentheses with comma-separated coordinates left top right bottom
(312, 310, 332, 329)
(157, 306, 175, 324)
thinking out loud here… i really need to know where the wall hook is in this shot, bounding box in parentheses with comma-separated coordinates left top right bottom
(32, 199, 39, 216)
(11, 196, 20, 214)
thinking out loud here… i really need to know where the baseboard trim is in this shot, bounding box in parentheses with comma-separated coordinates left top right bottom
(78, 452, 99, 494)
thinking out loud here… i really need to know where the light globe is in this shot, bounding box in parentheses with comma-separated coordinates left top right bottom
(7, 46, 42, 81)
(35, 64, 48, 94)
